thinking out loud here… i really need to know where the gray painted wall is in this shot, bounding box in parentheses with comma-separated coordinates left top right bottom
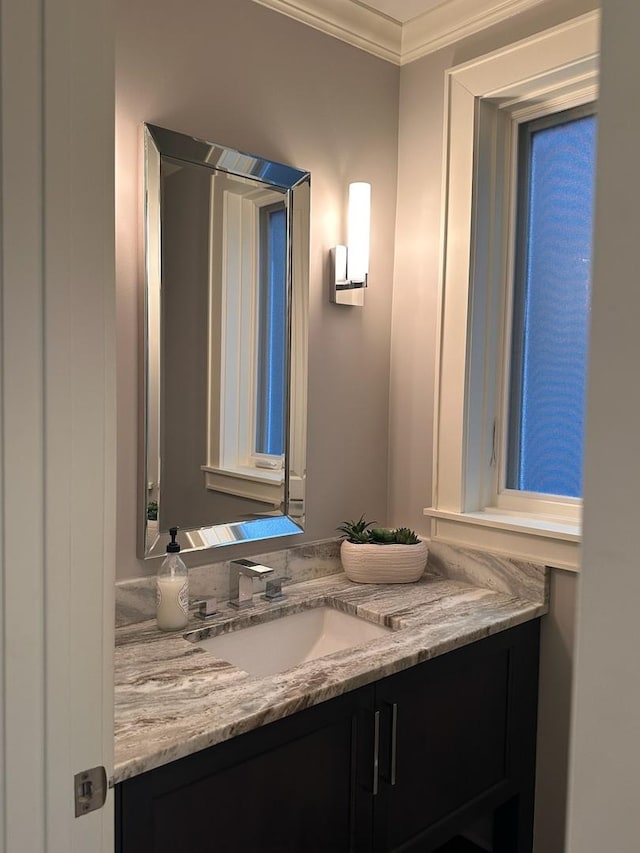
(116, 0, 400, 578)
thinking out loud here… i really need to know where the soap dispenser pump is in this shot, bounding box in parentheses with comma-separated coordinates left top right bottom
(156, 526, 189, 632)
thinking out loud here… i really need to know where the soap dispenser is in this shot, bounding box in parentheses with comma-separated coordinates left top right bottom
(156, 526, 189, 632)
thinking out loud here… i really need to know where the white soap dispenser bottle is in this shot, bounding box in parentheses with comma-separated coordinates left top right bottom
(156, 526, 189, 632)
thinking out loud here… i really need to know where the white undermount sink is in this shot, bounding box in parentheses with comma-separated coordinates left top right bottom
(194, 606, 391, 677)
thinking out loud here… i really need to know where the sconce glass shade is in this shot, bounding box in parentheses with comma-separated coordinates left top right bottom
(346, 182, 371, 284)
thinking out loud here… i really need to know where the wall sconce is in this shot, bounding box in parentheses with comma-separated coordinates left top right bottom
(330, 182, 371, 306)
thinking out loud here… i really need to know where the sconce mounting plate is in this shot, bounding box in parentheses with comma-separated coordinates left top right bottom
(330, 246, 366, 307)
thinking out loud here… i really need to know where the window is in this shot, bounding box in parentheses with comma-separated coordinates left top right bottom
(507, 107, 596, 500)
(427, 12, 600, 570)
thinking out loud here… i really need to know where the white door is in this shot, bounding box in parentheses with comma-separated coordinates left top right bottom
(0, 1, 115, 851)
(566, 1, 640, 851)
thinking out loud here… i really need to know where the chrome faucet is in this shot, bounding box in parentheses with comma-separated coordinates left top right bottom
(228, 559, 274, 609)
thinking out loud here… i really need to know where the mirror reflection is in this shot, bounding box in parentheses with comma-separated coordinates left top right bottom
(142, 124, 310, 558)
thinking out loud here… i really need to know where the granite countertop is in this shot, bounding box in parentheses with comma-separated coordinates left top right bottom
(114, 566, 547, 784)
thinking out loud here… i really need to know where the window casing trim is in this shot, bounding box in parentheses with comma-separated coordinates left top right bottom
(427, 11, 600, 571)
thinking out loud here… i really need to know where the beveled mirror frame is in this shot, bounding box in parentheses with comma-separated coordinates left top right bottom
(140, 123, 310, 558)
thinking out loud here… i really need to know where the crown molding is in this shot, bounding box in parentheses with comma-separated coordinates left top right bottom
(252, 0, 402, 64)
(402, 0, 550, 64)
(253, 0, 557, 65)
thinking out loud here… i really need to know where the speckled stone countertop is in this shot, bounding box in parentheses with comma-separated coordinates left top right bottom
(114, 563, 547, 784)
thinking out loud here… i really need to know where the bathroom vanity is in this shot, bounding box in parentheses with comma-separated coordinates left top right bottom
(114, 570, 545, 852)
(123, 120, 548, 852)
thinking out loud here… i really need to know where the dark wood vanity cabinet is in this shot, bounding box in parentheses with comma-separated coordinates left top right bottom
(372, 620, 540, 852)
(116, 686, 375, 853)
(116, 620, 540, 853)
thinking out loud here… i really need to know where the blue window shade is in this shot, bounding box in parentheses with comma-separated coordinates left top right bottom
(256, 205, 286, 456)
(507, 111, 596, 498)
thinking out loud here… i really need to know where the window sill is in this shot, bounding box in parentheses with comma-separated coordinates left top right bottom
(201, 464, 283, 506)
(424, 507, 581, 571)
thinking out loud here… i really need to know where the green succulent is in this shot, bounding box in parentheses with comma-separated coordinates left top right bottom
(337, 515, 376, 544)
(369, 527, 397, 545)
(338, 516, 422, 545)
(393, 526, 421, 545)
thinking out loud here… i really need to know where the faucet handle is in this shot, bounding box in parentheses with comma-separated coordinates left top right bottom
(190, 597, 218, 619)
(262, 576, 291, 602)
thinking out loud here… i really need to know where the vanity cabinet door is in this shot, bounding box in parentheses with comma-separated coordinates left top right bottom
(372, 620, 540, 853)
(116, 686, 375, 853)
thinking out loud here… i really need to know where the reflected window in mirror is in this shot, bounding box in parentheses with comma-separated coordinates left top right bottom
(205, 182, 287, 504)
(256, 202, 286, 459)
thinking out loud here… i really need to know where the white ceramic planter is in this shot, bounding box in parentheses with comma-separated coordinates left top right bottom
(340, 539, 429, 584)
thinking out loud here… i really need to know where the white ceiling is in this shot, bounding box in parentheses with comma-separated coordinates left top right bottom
(252, 0, 545, 65)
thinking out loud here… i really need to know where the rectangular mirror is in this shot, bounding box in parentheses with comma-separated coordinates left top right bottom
(141, 124, 310, 558)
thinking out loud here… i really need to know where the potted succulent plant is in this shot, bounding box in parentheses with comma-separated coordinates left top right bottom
(337, 516, 429, 584)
